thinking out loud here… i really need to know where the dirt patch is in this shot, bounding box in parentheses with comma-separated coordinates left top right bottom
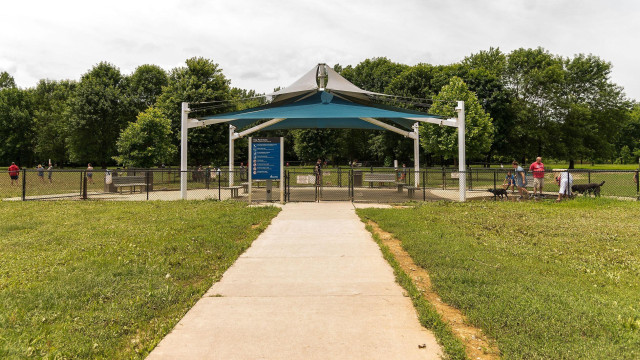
(368, 220, 500, 360)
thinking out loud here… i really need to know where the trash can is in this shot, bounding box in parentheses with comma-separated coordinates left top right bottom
(104, 170, 117, 193)
(353, 171, 363, 187)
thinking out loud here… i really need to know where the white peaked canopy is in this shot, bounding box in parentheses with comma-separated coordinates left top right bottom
(180, 64, 466, 201)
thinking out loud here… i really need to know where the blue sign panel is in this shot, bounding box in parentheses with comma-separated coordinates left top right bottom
(251, 137, 281, 180)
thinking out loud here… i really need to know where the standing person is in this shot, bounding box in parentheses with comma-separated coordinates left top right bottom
(314, 159, 322, 186)
(47, 164, 53, 183)
(529, 157, 545, 197)
(512, 161, 529, 199)
(556, 170, 573, 202)
(86, 163, 94, 184)
(37, 164, 45, 183)
(8, 162, 19, 186)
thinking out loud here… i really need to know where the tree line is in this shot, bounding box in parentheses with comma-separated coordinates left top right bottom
(0, 48, 638, 169)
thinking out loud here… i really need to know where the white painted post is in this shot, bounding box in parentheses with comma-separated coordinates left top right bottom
(457, 101, 466, 202)
(413, 122, 420, 186)
(180, 102, 189, 200)
(229, 125, 235, 187)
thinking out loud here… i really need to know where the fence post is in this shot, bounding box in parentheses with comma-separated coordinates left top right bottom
(442, 168, 446, 190)
(588, 170, 591, 184)
(146, 171, 149, 201)
(493, 170, 497, 190)
(469, 166, 473, 190)
(22, 169, 26, 201)
(338, 167, 342, 187)
(423, 170, 426, 201)
(218, 171, 221, 200)
(79, 170, 84, 198)
(82, 171, 88, 200)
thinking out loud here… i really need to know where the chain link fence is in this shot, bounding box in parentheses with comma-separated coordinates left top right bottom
(2, 167, 638, 202)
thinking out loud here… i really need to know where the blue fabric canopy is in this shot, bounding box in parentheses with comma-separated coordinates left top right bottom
(196, 91, 442, 131)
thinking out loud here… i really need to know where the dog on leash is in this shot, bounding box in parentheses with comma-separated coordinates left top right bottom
(487, 188, 509, 199)
(571, 181, 605, 197)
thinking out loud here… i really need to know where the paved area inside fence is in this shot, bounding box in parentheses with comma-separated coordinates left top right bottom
(147, 202, 442, 360)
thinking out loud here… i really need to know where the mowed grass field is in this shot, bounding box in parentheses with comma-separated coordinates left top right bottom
(0, 201, 279, 359)
(358, 199, 640, 359)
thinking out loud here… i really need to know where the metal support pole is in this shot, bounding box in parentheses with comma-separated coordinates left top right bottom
(229, 125, 235, 187)
(457, 101, 466, 202)
(83, 171, 88, 200)
(146, 171, 149, 201)
(22, 169, 26, 201)
(413, 123, 420, 187)
(423, 170, 426, 201)
(180, 102, 189, 199)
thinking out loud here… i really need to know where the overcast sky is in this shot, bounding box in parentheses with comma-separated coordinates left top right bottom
(1, 0, 639, 100)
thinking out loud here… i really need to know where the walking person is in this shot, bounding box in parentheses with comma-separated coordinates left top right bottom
(8, 162, 20, 186)
(86, 163, 94, 184)
(47, 164, 53, 183)
(529, 157, 545, 198)
(512, 161, 529, 199)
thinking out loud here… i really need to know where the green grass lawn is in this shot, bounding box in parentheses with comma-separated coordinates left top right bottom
(358, 199, 640, 359)
(0, 201, 279, 359)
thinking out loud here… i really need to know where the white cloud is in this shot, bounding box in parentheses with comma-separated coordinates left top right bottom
(1, 0, 638, 100)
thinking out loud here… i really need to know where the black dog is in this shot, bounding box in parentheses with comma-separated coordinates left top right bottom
(487, 188, 509, 199)
(571, 181, 605, 197)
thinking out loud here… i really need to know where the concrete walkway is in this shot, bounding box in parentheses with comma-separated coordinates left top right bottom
(147, 202, 441, 360)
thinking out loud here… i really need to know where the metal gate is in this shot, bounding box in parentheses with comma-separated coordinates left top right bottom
(285, 169, 352, 202)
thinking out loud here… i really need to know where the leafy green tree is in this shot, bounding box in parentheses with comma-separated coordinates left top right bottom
(555, 54, 631, 167)
(504, 48, 564, 161)
(0, 71, 16, 90)
(67, 62, 134, 166)
(386, 63, 438, 100)
(339, 57, 408, 93)
(155, 57, 233, 166)
(32, 79, 76, 164)
(0, 87, 35, 165)
(114, 107, 176, 167)
(128, 64, 168, 112)
(422, 77, 494, 162)
(617, 105, 640, 163)
(292, 129, 341, 163)
(460, 49, 517, 163)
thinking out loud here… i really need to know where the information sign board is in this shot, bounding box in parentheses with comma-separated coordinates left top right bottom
(251, 137, 281, 180)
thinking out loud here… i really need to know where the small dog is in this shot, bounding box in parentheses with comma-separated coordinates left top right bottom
(571, 181, 605, 197)
(487, 188, 509, 199)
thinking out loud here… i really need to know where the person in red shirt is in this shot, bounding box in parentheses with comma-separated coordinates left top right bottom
(529, 157, 545, 197)
(8, 162, 20, 186)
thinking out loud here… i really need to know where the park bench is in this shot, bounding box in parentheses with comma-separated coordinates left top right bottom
(241, 182, 249, 193)
(112, 176, 146, 193)
(363, 173, 396, 186)
(222, 185, 243, 198)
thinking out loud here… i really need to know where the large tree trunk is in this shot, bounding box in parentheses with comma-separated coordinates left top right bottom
(569, 159, 575, 169)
